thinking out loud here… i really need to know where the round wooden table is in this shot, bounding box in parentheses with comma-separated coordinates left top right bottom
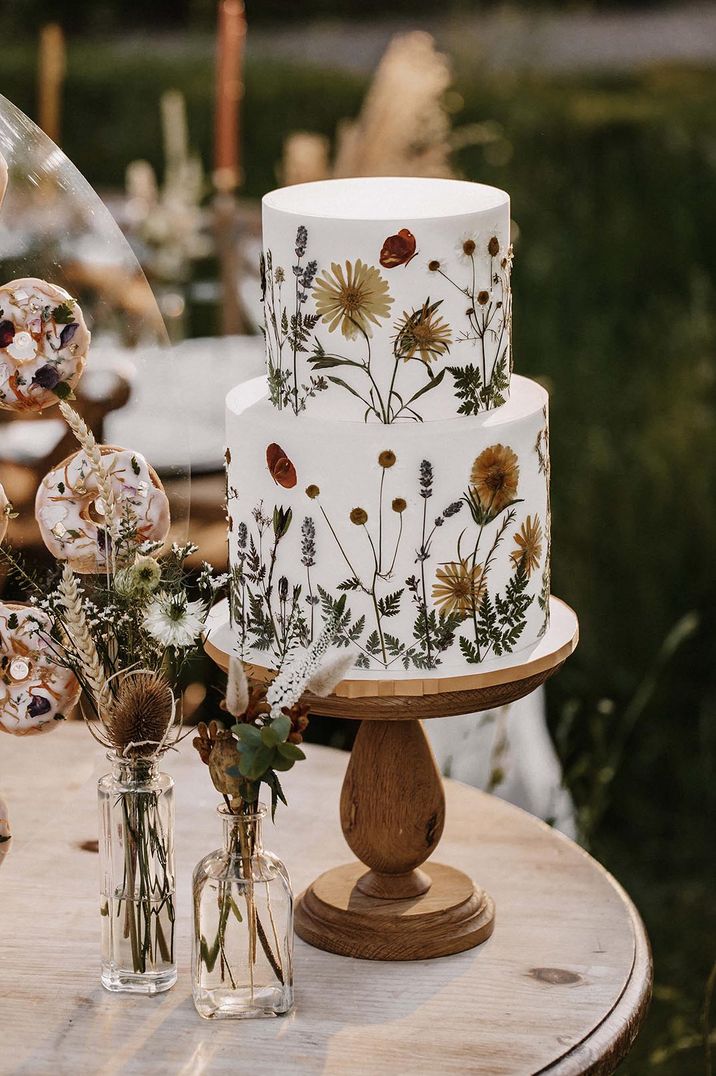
(0, 726, 651, 1075)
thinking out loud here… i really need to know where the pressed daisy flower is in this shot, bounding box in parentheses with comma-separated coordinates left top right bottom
(143, 590, 206, 649)
(470, 444, 520, 514)
(511, 514, 543, 576)
(312, 260, 393, 339)
(456, 233, 479, 263)
(432, 560, 485, 617)
(394, 300, 452, 364)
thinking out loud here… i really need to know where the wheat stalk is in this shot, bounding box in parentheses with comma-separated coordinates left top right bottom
(59, 401, 119, 540)
(58, 563, 112, 714)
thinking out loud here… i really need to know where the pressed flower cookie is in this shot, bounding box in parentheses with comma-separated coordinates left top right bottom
(0, 278, 91, 412)
(0, 603, 81, 736)
(35, 444, 171, 573)
(0, 481, 10, 543)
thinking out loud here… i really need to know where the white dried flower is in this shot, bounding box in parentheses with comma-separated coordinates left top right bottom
(266, 615, 348, 718)
(143, 591, 206, 650)
(305, 650, 355, 697)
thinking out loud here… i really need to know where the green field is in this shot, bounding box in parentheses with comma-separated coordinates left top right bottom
(2, 43, 715, 1072)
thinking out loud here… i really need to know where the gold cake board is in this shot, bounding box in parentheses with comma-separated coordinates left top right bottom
(204, 596, 578, 960)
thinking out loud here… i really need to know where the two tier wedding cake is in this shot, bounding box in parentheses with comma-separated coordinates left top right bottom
(226, 178, 550, 678)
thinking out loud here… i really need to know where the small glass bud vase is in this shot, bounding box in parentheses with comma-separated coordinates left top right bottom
(98, 755, 177, 994)
(192, 805, 294, 1019)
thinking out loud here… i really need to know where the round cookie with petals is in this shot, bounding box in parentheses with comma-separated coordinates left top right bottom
(0, 278, 91, 412)
(0, 792, 11, 865)
(0, 481, 11, 543)
(35, 444, 171, 573)
(0, 603, 81, 736)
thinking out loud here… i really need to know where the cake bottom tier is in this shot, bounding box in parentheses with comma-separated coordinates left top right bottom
(226, 375, 551, 676)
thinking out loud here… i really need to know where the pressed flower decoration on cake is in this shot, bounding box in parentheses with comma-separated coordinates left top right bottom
(260, 224, 514, 422)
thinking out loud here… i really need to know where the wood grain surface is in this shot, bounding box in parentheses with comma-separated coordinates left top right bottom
(0, 725, 651, 1076)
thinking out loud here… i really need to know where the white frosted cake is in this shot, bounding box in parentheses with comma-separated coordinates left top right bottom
(226, 178, 551, 676)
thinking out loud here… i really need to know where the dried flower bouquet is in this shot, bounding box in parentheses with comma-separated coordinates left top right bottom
(191, 613, 353, 1015)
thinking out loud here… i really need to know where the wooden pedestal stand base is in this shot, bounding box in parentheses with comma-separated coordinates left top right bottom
(205, 597, 579, 962)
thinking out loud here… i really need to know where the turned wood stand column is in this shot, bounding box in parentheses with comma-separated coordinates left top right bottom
(205, 595, 579, 963)
(294, 715, 496, 960)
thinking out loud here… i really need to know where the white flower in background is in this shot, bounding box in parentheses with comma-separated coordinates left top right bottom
(7, 331, 37, 363)
(143, 590, 206, 649)
(0, 362, 10, 385)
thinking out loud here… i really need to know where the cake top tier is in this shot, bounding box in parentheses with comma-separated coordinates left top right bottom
(261, 177, 513, 424)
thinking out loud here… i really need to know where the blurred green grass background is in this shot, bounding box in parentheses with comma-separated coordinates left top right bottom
(2, 38, 715, 1072)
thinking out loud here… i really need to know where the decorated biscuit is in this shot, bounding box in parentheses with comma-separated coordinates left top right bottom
(0, 278, 91, 412)
(0, 792, 10, 865)
(0, 481, 10, 542)
(0, 603, 81, 736)
(35, 444, 171, 573)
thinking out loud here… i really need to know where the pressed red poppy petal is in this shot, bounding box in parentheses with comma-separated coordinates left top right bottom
(266, 442, 297, 489)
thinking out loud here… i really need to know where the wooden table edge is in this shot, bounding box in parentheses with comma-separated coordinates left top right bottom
(538, 874, 653, 1075)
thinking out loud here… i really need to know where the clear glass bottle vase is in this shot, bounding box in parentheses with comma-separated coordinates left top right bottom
(192, 805, 294, 1019)
(98, 755, 177, 994)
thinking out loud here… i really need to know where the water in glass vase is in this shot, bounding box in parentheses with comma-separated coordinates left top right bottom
(98, 756, 177, 994)
(192, 805, 294, 1019)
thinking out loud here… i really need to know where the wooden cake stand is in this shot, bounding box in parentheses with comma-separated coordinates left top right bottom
(205, 596, 579, 961)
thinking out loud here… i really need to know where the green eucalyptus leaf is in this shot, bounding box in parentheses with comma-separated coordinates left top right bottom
(234, 724, 262, 745)
(277, 742, 306, 762)
(272, 755, 296, 772)
(271, 714, 291, 742)
(260, 725, 279, 748)
(245, 744, 276, 781)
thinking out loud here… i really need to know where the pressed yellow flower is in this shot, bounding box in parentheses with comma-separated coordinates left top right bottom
(511, 514, 543, 576)
(432, 560, 485, 618)
(392, 497, 407, 513)
(305, 484, 320, 499)
(394, 300, 452, 364)
(378, 450, 396, 468)
(312, 260, 393, 339)
(350, 507, 368, 526)
(470, 444, 520, 514)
